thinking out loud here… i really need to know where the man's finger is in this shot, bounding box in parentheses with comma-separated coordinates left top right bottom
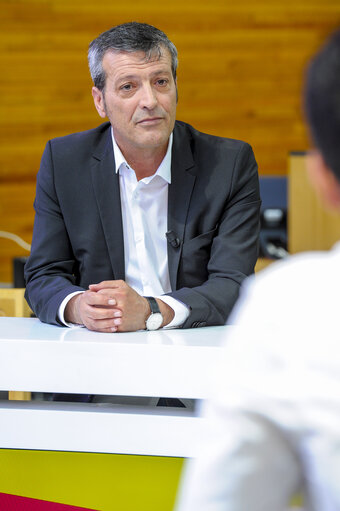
(89, 280, 125, 291)
(83, 290, 117, 307)
(85, 318, 120, 333)
(86, 307, 118, 321)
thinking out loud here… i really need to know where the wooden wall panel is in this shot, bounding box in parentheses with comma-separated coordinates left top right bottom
(1, 0, 340, 282)
(289, 154, 340, 254)
(0, 183, 35, 281)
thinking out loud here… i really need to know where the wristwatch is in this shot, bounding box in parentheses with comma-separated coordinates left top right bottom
(144, 296, 163, 331)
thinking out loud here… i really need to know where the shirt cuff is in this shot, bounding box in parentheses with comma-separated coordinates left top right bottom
(157, 295, 190, 328)
(58, 291, 85, 327)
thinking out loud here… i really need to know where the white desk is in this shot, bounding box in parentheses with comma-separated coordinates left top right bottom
(0, 318, 229, 457)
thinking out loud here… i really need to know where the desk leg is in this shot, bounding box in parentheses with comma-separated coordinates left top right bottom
(8, 392, 31, 401)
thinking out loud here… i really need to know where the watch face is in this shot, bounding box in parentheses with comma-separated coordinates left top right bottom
(146, 313, 163, 331)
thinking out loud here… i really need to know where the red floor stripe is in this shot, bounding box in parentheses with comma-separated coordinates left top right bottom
(0, 493, 97, 510)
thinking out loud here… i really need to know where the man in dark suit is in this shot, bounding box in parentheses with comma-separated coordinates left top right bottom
(25, 22, 261, 333)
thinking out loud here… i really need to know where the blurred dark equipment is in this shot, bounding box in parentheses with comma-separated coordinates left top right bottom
(13, 257, 28, 288)
(259, 177, 288, 259)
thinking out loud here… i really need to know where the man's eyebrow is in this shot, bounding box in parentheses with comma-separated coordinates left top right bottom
(115, 74, 137, 82)
(149, 68, 172, 77)
(115, 69, 172, 82)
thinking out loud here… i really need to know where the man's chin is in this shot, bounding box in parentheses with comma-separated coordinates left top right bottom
(135, 132, 171, 150)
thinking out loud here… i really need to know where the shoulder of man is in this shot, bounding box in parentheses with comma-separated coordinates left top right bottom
(230, 245, 340, 331)
(253, 245, 340, 290)
(173, 119, 252, 154)
(48, 122, 111, 154)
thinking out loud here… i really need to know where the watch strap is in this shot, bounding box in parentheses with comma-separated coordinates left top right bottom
(144, 296, 160, 315)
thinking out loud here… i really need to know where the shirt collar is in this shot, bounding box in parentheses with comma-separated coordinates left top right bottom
(111, 128, 172, 184)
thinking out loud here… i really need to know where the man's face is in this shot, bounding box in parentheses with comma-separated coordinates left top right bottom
(92, 48, 177, 158)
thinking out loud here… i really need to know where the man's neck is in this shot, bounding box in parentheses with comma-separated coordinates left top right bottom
(115, 139, 169, 181)
(125, 148, 167, 181)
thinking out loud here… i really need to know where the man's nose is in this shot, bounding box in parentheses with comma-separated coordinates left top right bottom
(139, 83, 158, 110)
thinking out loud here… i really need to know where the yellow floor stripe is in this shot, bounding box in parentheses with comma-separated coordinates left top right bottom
(0, 449, 184, 511)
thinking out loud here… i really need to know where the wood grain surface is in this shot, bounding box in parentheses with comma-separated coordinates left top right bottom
(1, 0, 339, 282)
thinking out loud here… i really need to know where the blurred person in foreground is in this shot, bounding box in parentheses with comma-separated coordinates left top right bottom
(176, 28, 340, 511)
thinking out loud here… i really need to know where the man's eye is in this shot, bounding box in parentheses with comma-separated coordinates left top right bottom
(156, 79, 168, 86)
(120, 84, 132, 91)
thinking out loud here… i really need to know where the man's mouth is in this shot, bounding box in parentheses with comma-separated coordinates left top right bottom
(137, 117, 163, 125)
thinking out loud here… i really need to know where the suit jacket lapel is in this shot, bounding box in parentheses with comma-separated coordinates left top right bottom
(90, 127, 125, 280)
(168, 125, 196, 290)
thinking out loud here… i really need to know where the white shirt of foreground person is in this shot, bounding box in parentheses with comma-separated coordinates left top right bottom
(176, 243, 340, 511)
(58, 130, 189, 328)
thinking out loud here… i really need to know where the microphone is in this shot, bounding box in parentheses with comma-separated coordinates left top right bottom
(166, 230, 181, 248)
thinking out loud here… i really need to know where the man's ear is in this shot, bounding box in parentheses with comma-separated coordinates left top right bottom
(92, 87, 107, 119)
(307, 150, 340, 210)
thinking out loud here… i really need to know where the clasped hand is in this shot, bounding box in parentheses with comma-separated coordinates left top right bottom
(64, 280, 174, 333)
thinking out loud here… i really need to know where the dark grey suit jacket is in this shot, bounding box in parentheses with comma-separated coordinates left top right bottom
(25, 120, 261, 328)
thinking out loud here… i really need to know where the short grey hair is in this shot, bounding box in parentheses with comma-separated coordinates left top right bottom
(88, 22, 178, 91)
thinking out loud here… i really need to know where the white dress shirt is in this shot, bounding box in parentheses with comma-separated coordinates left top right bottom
(58, 130, 189, 328)
(176, 243, 340, 511)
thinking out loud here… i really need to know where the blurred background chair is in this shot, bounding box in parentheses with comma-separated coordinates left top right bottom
(259, 176, 288, 260)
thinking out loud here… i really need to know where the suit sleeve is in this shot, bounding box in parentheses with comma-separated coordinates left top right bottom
(169, 142, 261, 328)
(24, 141, 85, 325)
